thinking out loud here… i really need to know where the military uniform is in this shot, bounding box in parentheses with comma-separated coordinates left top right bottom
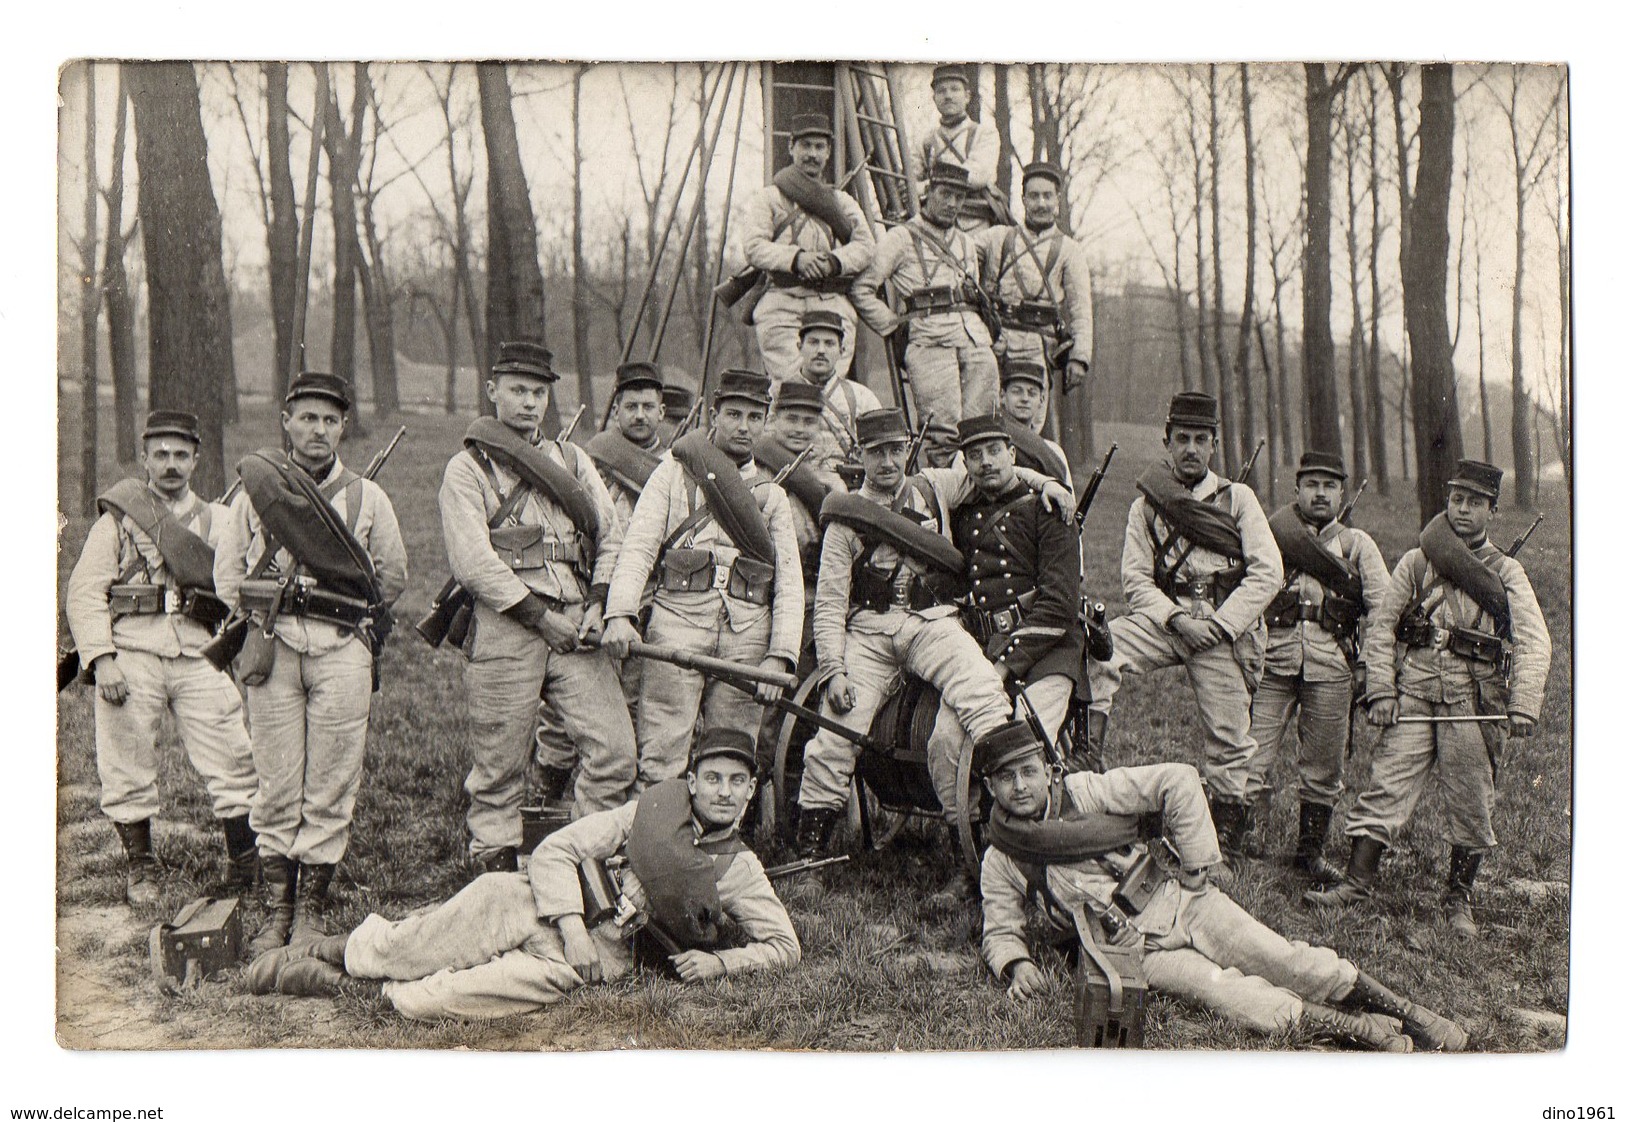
(215, 374, 408, 949)
(925, 415, 1084, 818)
(787, 309, 882, 477)
(980, 162, 1093, 375)
(998, 359, 1073, 488)
(1085, 393, 1282, 840)
(851, 162, 997, 428)
(64, 411, 257, 903)
(1244, 452, 1390, 873)
(1312, 460, 1551, 933)
(442, 343, 635, 865)
(916, 66, 1002, 233)
(796, 410, 1020, 838)
(975, 722, 1466, 1052)
(605, 370, 804, 787)
(247, 731, 800, 1018)
(741, 114, 875, 382)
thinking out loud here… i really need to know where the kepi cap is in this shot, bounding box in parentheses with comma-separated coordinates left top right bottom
(1447, 459, 1503, 501)
(789, 113, 834, 142)
(662, 384, 695, 414)
(1166, 391, 1219, 430)
(1000, 359, 1048, 390)
(856, 407, 910, 449)
(713, 368, 773, 407)
(614, 361, 664, 395)
(285, 371, 353, 412)
(773, 380, 824, 414)
(491, 339, 557, 383)
(689, 727, 759, 773)
(1021, 161, 1065, 189)
(798, 308, 847, 340)
(931, 65, 971, 89)
(141, 409, 201, 445)
(973, 720, 1048, 779)
(926, 161, 972, 190)
(955, 414, 1013, 452)
(1296, 450, 1347, 481)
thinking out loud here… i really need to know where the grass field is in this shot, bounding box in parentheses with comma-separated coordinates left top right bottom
(53, 402, 1572, 1052)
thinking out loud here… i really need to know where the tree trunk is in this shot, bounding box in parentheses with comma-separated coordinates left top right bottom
(1342, 115, 1369, 484)
(443, 270, 462, 414)
(478, 62, 550, 423)
(1473, 237, 1492, 461)
(1508, 107, 1535, 508)
(1301, 64, 1344, 462)
(323, 69, 364, 388)
(1207, 66, 1239, 473)
(1191, 118, 1213, 396)
(571, 65, 596, 419)
(104, 66, 139, 464)
(1364, 69, 1390, 495)
(357, 209, 399, 416)
(1555, 149, 1571, 490)
(78, 63, 100, 514)
(265, 63, 299, 401)
(992, 64, 1015, 198)
(127, 61, 233, 497)
(1401, 65, 1463, 525)
(1233, 65, 1259, 474)
(1256, 319, 1278, 506)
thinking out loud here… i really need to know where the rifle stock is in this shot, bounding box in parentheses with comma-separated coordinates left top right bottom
(1508, 513, 1544, 558)
(1336, 478, 1369, 526)
(903, 411, 934, 475)
(1074, 442, 1118, 527)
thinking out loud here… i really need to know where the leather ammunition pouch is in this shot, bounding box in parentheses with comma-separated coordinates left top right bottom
(1396, 612, 1510, 670)
(109, 583, 165, 618)
(1000, 299, 1060, 332)
(1162, 566, 1244, 609)
(239, 577, 376, 629)
(726, 555, 775, 607)
(1111, 845, 1173, 917)
(658, 548, 715, 594)
(657, 549, 775, 606)
(767, 270, 853, 294)
(488, 524, 584, 570)
(902, 285, 974, 318)
(178, 588, 231, 628)
(967, 590, 1037, 647)
(851, 564, 946, 615)
(1265, 590, 1359, 639)
(1264, 588, 1298, 629)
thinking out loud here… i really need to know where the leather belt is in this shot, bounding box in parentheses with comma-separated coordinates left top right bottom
(767, 271, 852, 294)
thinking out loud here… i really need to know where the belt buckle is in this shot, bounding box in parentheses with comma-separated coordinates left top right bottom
(163, 588, 181, 614)
(713, 562, 732, 592)
(1430, 628, 1450, 650)
(992, 608, 1015, 633)
(1189, 578, 1211, 601)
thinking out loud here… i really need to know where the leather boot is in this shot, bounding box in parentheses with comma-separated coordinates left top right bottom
(290, 863, 336, 945)
(1303, 835, 1384, 908)
(219, 815, 259, 895)
(1345, 972, 1469, 1052)
(1207, 795, 1248, 861)
(275, 957, 348, 998)
(249, 853, 298, 954)
(245, 932, 351, 996)
(1300, 1002, 1413, 1052)
(795, 807, 840, 860)
(1444, 846, 1483, 938)
(114, 819, 161, 907)
(1240, 786, 1274, 858)
(535, 763, 575, 804)
(1293, 802, 1341, 887)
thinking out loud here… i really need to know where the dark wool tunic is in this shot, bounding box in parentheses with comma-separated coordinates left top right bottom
(952, 481, 1084, 684)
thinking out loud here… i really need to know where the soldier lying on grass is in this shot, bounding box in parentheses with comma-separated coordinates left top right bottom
(973, 719, 1468, 1051)
(245, 728, 800, 1020)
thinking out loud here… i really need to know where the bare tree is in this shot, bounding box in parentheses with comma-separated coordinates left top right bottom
(1399, 64, 1464, 523)
(1490, 66, 1560, 508)
(1232, 64, 1260, 470)
(323, 64, 367, 389)
(76, 63, 100, 513)
(1363, 66, 1391, 495)
(571, 64, 596, 417)
(1206, 66, 1239, 472)
(992, 65, 1016, 197)
(1546, 72, 1571, 490)
(1301, 63, 1358, 462)
(127, 61, 235, 496)
(1259, 159, 1302, 472)
(102, 66, 141, 464)
(1339, 99, 1370, 484)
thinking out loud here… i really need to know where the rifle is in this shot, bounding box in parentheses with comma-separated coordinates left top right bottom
(1335, 477, 1368, 526)
(58, 470, 276, 693)
(1508, 513, 1544, 558)
(903, 411, 934, 476)
(1074, 442, 1118, 528)
(671, 394, 705, 441)
(202, 427, 406, 674)
(558, 403, 588, 444)
(762, 855, 849, 880)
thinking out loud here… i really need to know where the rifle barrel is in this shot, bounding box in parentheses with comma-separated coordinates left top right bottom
(623, 639, 797, 689)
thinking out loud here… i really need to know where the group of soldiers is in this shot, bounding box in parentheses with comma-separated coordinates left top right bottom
(60, 65, 1554, 1050)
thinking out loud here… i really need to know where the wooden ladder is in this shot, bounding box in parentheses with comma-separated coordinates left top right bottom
(834, 62, 919, 232)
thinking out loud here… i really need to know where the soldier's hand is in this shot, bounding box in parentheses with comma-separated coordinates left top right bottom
(1007, 960, 1045, 1001)
(601, 617, 639, 660)
(1508, 713, 1536, 739)
(1168, 613, 1210, 651)
(1366, 697, 1399, 727)
(755, 656, 794, 705)
(1036, 479, 1075, 523)
(93, 656, 128, 706)
(577, 603, 606, 646)
(557, 915, 602, 984)
(670, 950, 727, 982)
(538, 610, 579, 654)
(1065, 359, 1089, 388)
(828, 672, 858, 713)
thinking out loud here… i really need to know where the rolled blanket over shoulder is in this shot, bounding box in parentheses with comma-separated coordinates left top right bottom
(625, 777, 747, 949)
(465, 417, 601, 554)
(754, 434, 832, 516)
(1419, 512, 1511, 634)
(670, 431, 776, 564)
(1269, 506, 1362, 602)
(97, 478, 217, 592)
(773, 165, 854, 244)
(819, 490, 964, 576)
(585, 429, 661, 498)
(1135, 461, 1243, 559)
(237, 449, 378, 603)
(986, 785, 1142, 867)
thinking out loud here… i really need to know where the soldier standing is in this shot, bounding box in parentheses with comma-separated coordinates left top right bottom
(244, 728, 800, 1014)
(759, 379, 838, 585)
(974, 721, 1467, 1051)
(215, 373, 408, 952)
(65, 410, 258, 905)
(916, 65, 1003, 234)
(1084, 392, 1282, 856)
(981, 161, 1092, 391)
(586, 361, 668, 526)
(602, 369, 804, 788)
(439, 341, 635, 875)
(998, 359, 1072, 487)
(851, 161, 997, 429)
(1243, 452, 1389, 880)
(1306, 460, 1551, 938)
(789, 309, 880, 477)
(740, 113, 875, 382)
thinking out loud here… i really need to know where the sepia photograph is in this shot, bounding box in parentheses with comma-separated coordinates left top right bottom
(47, 44, 1577, 1081)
